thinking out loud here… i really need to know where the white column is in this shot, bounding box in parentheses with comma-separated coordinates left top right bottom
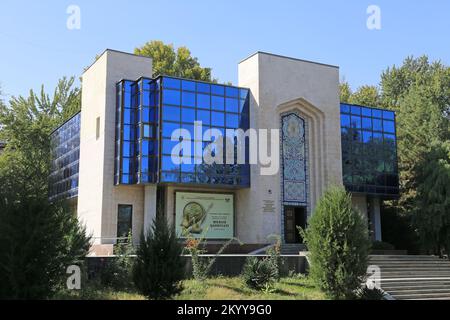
(144, 185, 157, 237)
(370, 197, 382, 241)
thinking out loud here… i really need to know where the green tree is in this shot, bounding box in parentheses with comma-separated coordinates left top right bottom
(133, 215, 185, 300)
(413, 141, 450, 256)
(0, 77, 88, 299)
(301, 187, 370, 299)
(349, 85, 380, 107)
(134, 40, 214, 81)
(340, 81, 352, 103)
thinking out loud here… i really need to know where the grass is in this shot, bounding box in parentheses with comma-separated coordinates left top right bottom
(54, 276, 326, 300)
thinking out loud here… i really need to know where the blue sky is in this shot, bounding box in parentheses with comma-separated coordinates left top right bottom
(0, 0, 449, 99)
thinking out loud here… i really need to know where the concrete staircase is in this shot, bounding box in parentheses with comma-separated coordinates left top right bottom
(369, 255, 450, 300)
(280, 243, 307, 255)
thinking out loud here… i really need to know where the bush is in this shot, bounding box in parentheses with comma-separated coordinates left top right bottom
(132, 215, 185, 300)
(371, 241, 395, 251)
(242, 257, 278, 291)
(0, 199, 90, 299)
(99, 232, 135, 290)
(301, 186, 371, 299)
(357, 286, 386, 300)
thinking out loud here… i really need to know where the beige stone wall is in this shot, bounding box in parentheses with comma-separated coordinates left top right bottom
(237, 52, 343, 243)
(78, 50, 152, 244)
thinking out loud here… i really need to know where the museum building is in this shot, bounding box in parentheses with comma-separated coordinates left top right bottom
(49, 49, 399, 252)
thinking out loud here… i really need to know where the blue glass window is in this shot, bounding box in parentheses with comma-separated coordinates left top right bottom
(182, 80, 196, 91)
(163, 89, 181, 105)
(211, 96, 225, 111)
(240, 89, 249, 100)
(226, 87, 238, 98)
(373, 119, 383, 131)
(226, 114, 239, 128)
(383, 120, 395, 133)
(162, 122, 181, 138)
(163, 106, 180, 122)
(341, 114, 350, 127)
(197, 94, 210, 109)
(123, 125, 133, 140)
(225, 98, 239, 113)
(340, 104, 350, 113)
(182, 91, 195, 107)
(197, 82, 210, 94)
(122, 158, 131, 174)
(212, 112, 225, 127)
(162, 155, 179, 172)
(143, 125, 153, 138)
(211, 84, 225, 96)
(162, 139, 179, 155)
(197, 110, 211, 125)
(361, 107, 372, 117)
(350, 105, 361, 115)
(383, 110, 395, 120)
(362, 117, 372, 130)
(350, 116, 361, 129)
(372, 109, 382, 118)
(163, 77, 181, 89)
(182, 107, 196, 123)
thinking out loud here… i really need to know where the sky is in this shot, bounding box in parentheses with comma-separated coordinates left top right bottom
(0, 0, 449, 100)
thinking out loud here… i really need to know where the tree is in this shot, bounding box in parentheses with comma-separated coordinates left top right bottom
(413, 141, 450, 256)
(340, 81, 352, 103)
(0, 77, 88, 299)
(133, 215, 185, 300)
(134, 41, 214, 81)
(301, 187, 370, 299)
(349, 85, 380, 107)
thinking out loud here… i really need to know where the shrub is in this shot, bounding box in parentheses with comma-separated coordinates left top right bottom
(242, 257, 278, 291)
(266, 235, 282, 280)
(0, 199, 90, 299)
(357, 286, 386, 300)
(301, 186, 371, 299)
(184, 235, 240, 282)
(371, 241, 395, 251)
(99, 232, 135, 290)
(132, 215, 185, 300)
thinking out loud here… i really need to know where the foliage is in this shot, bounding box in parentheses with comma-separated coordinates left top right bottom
(0, 78, 88, 299)
(266, 234, 282, 280)
(340, 81, 380, 107)
(242, 257, 279, 291)
(301, 186, 371, 300)
(371, 241, 395, 251)
(413, 141, 450, 255)
(0, 197, 90, 299)
(134, 40, 214, 82)
(339, 81, 352, 103)
(132, 215, 185, 300)
(184, 234, 240, 282)
(356, 286, 385, 300)
(99, 232, 135, 290)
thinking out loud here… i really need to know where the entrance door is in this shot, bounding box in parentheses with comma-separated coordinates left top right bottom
(284, 206, 307, 243)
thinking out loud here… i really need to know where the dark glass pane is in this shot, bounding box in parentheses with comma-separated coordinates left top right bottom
(362, 131, 372, 143)
(163, 89, 181, 105)
(142, 107, 150, 122)
(143, 125, 154, 138)
(117, 205, 132, 238)
(122, 158, 131, 174)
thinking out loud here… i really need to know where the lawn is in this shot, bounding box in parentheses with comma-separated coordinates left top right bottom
(55, 276, 326, 300)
